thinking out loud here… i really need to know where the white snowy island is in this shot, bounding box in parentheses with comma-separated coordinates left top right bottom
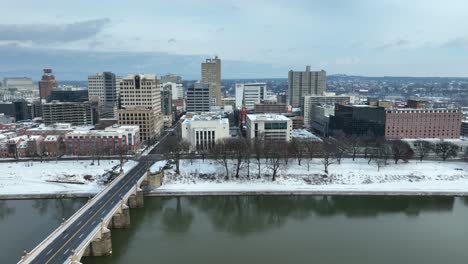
(153, 158, 468, 196)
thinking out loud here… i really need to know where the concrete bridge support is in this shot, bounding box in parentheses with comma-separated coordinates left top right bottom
(82, 224, 112, 257)
(146, 170, 164, 187)
(128, 186, 144, 208)
(108, 202, 130, 229)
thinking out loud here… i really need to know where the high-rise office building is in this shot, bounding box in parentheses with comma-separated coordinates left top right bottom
(186, 83, 211, 113)
(39, 69, 58, 100)
(201, 56, 221, 106)
(117, 74, 163, 142)
(42, 101, 97, 126)
(88, 72, 119, 118)
(235, 83, 267, 110)
(161, 89, 173, 127)
(288, 66, 326, 107)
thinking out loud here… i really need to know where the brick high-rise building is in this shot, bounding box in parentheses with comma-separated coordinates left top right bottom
(201, 56, 221, 106)
(288, 66, 326, 107)
(39, 69, 57, 100)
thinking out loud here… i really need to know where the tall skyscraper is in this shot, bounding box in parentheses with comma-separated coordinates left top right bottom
(39, 69, 58, 100)
(88, 72, 119, 118)
(201, 56, 221, 106)
(288, 66, 326, 107)
(117, 74, 163, 142)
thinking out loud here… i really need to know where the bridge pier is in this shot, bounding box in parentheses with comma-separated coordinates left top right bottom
(83, 225, 112, 257)
(128, 187, 144, 208)
(109, 203, 130, 229)
(145, 169, 164, 187)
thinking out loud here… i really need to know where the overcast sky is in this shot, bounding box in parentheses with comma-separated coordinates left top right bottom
(1, 0, 468, 79)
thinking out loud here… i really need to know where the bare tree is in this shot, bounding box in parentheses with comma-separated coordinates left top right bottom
(252, 138, 264, 179)
(305, 140, 319, 171)
(434, 141, 459, 161)
(464, 148, 468, 163)
(117, 145, 129, 172)
(265, 142, 286, 181)
(414, 140, 433, 162)
(212, 139, 231, 180)
(332, 130, 349, 164)
(230, 138, 247, 179)
(373, 140, 391, 171)
(166, 137, 190, 175)
(320, 139, 337, 174)
(290, 138, 305, 166)
(244, 140, 252, 178)
(347, 134, 361, 161)
(390, 140, 414, 164)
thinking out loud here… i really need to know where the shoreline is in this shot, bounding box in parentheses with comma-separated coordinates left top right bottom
(2, 189, 468, 200)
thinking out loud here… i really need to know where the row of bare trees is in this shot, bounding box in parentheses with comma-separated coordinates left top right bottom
(165, 133, 466, 181)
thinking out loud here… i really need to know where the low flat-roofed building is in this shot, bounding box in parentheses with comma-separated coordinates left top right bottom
(181, 113, 230, 151)
(246, 114, 293, 142)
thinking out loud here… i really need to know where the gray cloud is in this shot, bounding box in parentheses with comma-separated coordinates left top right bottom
(441, 37, 468, 48)
(168, 38, 176, 43)
(0, 18, 111, 44)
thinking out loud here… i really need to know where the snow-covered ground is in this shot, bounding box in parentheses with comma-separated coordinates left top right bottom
(0, 160, 138, 196)
(157, 159, 468, 194)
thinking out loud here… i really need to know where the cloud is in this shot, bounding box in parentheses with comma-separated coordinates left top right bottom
(0, 18, 111, 44)
(215, 27, 225, 33)
(167, 38, 177, 44)
(441, 37, 468, 48)
(374, 39, 411, 51)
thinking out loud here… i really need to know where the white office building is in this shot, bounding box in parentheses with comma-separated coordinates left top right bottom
(235, 83, 267, 110)
(181, 113, 230, 150)
(246, 114, 293, 142)
(3, 77, 35, 92)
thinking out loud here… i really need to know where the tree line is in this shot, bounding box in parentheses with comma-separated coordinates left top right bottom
(166, 133, 468, 181)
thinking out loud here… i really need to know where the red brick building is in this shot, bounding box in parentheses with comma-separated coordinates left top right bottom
(385, 108, 462, 139)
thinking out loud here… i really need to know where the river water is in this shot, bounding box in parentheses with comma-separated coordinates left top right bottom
(1, 196, 468, 264)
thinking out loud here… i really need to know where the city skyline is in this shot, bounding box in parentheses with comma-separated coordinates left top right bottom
(1, 0, 468, 79)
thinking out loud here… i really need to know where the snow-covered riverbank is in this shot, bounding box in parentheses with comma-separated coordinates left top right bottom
(154, 159, 468, 195)
(0, 160, 138, 197)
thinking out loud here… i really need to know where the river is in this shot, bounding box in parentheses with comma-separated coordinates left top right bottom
(1, 196, 468, 264)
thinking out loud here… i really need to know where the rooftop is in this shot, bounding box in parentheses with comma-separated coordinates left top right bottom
(292, 129, 322, 141)
(247, 114, 290, 121)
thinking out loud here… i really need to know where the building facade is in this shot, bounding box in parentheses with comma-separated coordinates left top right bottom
(117, 74, 163, 142)
(235, 83, 267, 110)
(162, 82, 184, 100)
(254, 102, 288, 114)
(201, 56, 221, 106)
(302, 95, 350, 127)
(385, 108, 462, 139)
(39, 69, 58, 100)
(186, 83, 211, 113)
(161, 89, 173, 127)
(288, 66, 326, 107)
(49, 90, 89, 102)
(246, 114, 293, 142)
(181, 114, 230, 151)
(65, 125, 140, 155)
(88, 72, 120, 118)
(331, 104, 387, 137)
(42, 101, 97, 126)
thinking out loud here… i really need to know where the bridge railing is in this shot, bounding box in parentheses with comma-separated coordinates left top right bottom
(66, 167, 148, 263)
(19, 162, 141, 263)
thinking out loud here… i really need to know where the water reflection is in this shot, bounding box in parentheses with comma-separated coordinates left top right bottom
(161, 197, 194, 234)
(186, 196, 456, 236)
(0, 200, 15, 220)
(32, 199, 85, 220)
